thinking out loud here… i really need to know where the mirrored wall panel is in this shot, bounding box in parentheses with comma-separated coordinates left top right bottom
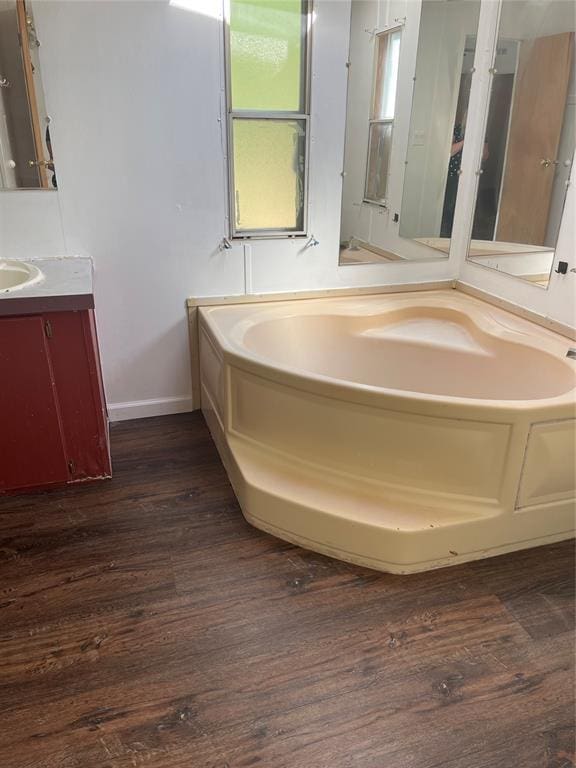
(399, 0, 481, 253)
(467, 0, 574, 287)
(0, 0, 56, 189)
(339, 0, 483, 266)
(339, 2, 403, 265)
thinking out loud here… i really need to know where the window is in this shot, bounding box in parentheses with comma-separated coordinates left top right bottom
(364, 28, 401, 206)
(225, 0, 310, 237)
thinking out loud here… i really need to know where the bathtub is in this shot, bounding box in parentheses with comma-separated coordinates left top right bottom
(198, 289, 576, 573)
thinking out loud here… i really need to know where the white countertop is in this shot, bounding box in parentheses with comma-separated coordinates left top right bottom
(0, 255, 93, 300)
(0, 255, 94, 316)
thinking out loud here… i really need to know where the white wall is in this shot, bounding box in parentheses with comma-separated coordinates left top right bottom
(0, 0, 573, 420)
(0, 0, 461, 420)
(2, 0, 244, 419)
(0, 190, 65, 256)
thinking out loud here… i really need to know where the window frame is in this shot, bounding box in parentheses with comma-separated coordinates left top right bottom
(363, 24, 403, 208)
(223, 0, 313, 239)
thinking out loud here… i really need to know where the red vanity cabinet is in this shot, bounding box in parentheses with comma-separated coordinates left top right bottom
(0, 308, 111, 494)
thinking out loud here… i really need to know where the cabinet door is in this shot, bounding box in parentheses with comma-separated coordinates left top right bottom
(0, 315, 69, 492)
(46, 311, 111, 480)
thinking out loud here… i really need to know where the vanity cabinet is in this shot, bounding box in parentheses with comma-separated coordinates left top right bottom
(0, 308, 111, 494)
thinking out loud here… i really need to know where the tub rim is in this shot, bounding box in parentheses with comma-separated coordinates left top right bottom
(199, 291, 576, 414)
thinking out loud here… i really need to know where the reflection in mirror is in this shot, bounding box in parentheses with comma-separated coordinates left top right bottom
(339, 0, 464, 266)
(399, 0, 481, 254)
(363, 28, 400, 206)
(0, 0, 56, 189)
(339, 3, 404, 266)
(467, 0, 574, 287)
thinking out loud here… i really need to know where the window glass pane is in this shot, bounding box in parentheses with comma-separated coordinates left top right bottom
(230, 0, 306, 112)
(233, 118, 306, 231)
(365, 122, 392, 203)
(373, 30, 401, 120)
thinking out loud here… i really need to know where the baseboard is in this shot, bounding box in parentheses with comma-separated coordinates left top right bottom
(107, 396, 194, 422)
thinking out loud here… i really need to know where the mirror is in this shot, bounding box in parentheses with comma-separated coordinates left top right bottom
(339, 3, 403, 266)
(0, 0, 56, 189)
(339, 0, 481, 266)
(399, 0, 481, 253)
(466, 0, 574, 287)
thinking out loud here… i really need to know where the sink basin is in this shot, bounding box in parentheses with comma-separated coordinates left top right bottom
(0, 259, 43, 293)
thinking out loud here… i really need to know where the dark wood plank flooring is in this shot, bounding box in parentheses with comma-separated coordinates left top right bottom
(0, 413, 574, 768)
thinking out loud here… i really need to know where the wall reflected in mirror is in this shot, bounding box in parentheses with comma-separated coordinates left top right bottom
(339, 2, 403, 265)
(399, 0, 481, 256)
(466, 0, 574, 287)
(0, 0, 56, 189)
(339, 0, 482, 266)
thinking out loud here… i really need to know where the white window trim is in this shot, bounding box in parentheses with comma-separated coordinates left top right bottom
(363, 24, 403, 208)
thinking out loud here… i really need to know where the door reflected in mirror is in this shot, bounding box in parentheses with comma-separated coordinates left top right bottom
(0, 0, 56, 189)
(466, 0, 574, 287)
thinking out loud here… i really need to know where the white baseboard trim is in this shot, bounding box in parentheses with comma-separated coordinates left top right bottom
(108, 396, 195, 422)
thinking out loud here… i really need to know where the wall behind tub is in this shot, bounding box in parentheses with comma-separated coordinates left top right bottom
(2, 0, 245, 420)
(0, 0, 458, 421)
(1, 0, 573, 420)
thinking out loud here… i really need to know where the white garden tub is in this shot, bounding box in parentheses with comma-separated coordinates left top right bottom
(198, 290, 576, 573)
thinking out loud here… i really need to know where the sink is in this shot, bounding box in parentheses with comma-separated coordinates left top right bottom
(0, 259, 43, 293)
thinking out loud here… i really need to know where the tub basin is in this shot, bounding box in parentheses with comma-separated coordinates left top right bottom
(198, 290, 576, 573)
(238, 307, 574, 401)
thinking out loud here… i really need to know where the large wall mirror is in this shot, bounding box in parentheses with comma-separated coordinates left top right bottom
(0, 0, 56, 189)
(400, 0, 481, 253)
(339, 2, 404, 265)
(466, 0, 574, 287)
(339, 0, 481, 266)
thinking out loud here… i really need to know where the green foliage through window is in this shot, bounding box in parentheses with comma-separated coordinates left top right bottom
(227, 0, 309, 235)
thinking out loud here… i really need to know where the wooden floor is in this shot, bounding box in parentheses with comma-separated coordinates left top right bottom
(0, 413, 574, 768)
